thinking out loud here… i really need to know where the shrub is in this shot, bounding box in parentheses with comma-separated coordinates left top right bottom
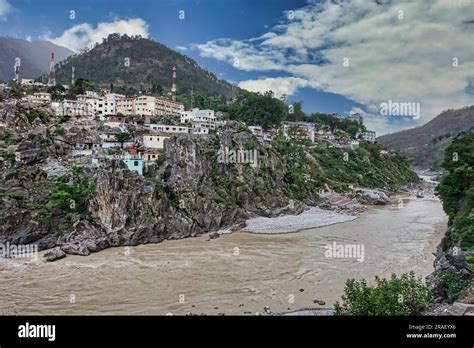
(334, 272, 430, 316)
(438, 270, 466, 302)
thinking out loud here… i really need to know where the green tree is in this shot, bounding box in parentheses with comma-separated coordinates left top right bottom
(71, 78, 96, 96)
(334, 272, 430, 316)
(227, 91, 288, 127)
(436, 132, 474, 250)
(47, 85, 66, 101)
(115, 132, 132, 147)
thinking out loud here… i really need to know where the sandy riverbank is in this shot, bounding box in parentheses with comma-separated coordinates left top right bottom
(241, 207, 358, 234)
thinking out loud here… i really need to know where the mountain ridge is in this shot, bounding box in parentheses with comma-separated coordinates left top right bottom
(52, 34, 239, 97)
(377, 105, 474, 171)
(0, 37, 74, 82)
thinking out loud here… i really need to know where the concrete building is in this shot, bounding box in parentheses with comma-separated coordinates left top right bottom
(282, 122, 315, 142)
(155, 96, 184, 116)
(102, 141, 134, 149)
(143, 134, 170, 149)
(359, 130, 376, 143)
(140, 150, 161, 162)
(180, 108, 217, 129)
(99, 131, 119, 142)
(135, 96, 156, 116)
(116, 97, 136, 116)
(104, 115, 127, 129)
(21, 79, 46, 87)
(76, 92, 123, 118)
(51, 100, 91, 116)
(73, 141, 101, 156)
(24, 92, 51, 104)
(190, 125, 209, 135)
(249, 126, 263, 137)
(122, 158, 143, 176)
(148, 123, 188, 134)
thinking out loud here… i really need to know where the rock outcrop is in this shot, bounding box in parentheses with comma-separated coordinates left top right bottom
(354, 189, 391, 205)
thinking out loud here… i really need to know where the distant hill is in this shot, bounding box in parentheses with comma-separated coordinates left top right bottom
(53, 34, 239, 98)
(377, 106, 474, 171)
(0, 37, 74, 82)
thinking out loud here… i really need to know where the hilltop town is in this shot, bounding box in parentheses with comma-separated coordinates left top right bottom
(0, 72, 377, 176)
(0, 60, 418, 262)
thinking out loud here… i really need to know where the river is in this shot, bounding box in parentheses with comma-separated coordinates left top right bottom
(0, 197, 447, 315)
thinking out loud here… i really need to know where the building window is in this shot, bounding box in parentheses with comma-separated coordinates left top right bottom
(134, 161, 138, 166)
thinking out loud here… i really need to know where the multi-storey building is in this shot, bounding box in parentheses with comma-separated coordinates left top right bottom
(180, 108, 217, 129)
(51, 100, 91, 116)
(359, 130, 376, 143)
(135, 96, 156, 117)
(148, 123, 189, 134)
(24, 92, 51, 104)
(155, 96, 184, 116)
(143, 134, 170, 150)
(76, 92, 123, 117)
(282, 122, 315, 142)
(116, 97, 136, 116)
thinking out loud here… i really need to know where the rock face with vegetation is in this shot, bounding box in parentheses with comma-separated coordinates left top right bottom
(0, 106, 417, 260)
(426, 132, 474, 303)
(53, 34, 239, 98)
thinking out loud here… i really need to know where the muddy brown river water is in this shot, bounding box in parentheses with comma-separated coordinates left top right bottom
(0, 198, 447, 315)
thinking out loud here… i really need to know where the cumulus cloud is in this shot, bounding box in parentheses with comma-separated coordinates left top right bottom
(238, 77, 317, 98)
(0, 0, 13, 19)
(176, 46, 188, 51)
(41, 18, 150, 52)
(194, 0, 474, 134)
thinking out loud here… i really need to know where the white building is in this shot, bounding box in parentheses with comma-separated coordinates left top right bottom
(180, 108, 217, 129)
(143, 134, 170, 149)
(99, 132, 119, 142)
(101, 141, 134, 149)
(21, 79, 45, 87)
(148, 124, 189, 134)
(77, 92, 123, 118)
(24, 92, 51, 104)
(249, 126, 263, 137)
(190, 125, 209, 135)
(51, 100, 91, 116)
(101, 93, 121, 116)
(360, 131, 376, 143)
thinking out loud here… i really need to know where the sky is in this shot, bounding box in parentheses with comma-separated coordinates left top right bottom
(0, 0, 473, 135)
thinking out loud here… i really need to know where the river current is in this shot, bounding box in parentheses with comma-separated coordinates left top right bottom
(0, 197, 446, 315)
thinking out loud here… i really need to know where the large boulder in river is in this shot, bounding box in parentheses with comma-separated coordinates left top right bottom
(355, 189, 391, 205)
(43, 247, 66, 262)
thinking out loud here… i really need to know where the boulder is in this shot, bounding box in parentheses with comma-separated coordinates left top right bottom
(355, 189, 391, 205)
(43, 247, 66, 262)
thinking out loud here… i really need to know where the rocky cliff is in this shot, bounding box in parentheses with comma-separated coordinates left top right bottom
(0, 102, 418, 261)
(426, 133, 474, 304)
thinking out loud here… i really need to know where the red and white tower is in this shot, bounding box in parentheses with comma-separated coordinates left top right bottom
(14, 64, 20, 83)
(171, 66, 177, 102)
(48, 52, 56, 87)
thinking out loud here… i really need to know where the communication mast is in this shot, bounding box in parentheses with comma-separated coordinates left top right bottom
(171, 66, 177, 102)
(48, 52, 56, 87)
(14, 63, 20, 83)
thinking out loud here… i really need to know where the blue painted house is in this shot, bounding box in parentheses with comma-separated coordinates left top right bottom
(122, 158, 143, 176)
